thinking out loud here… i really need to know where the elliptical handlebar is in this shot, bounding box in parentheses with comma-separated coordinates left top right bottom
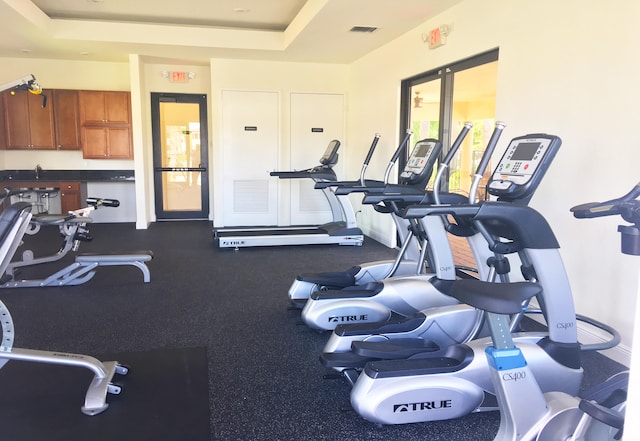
(384, 130, 412, 185)
(360, 134, 381, 187)
(434, 122, 473, 205)
(468, 121, 506, 204)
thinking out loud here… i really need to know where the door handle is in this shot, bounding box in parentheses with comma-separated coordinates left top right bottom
(154, 167, 207, 172)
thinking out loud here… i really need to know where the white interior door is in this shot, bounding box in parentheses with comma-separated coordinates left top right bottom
(290, 93, 345, 226)
(221, 90, 279, 227)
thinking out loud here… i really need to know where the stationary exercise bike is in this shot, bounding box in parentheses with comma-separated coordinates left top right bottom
(289, 130, 449, 308)
(415, 182, 636, 440)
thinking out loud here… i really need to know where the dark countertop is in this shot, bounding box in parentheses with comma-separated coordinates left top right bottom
(0, 170, 135, 182)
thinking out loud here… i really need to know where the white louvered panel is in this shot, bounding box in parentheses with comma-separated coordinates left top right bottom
(233, 180, 269, 213)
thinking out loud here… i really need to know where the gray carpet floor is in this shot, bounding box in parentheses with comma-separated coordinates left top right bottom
(0, 220, 626, 440)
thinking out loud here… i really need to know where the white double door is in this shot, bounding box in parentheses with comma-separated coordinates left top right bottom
(221, 91, 344, 227)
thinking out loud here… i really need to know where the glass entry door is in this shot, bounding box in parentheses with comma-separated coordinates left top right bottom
(151, 93, 209, 219)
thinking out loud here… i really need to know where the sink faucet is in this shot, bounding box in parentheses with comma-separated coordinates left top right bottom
(35, 164, 42, 180)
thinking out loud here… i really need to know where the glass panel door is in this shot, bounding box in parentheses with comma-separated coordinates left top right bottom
(450, 61, 498, 201)
(401, 50, 498, 198)
(408, 78, 441, 144)
(152, 93, 209, 219)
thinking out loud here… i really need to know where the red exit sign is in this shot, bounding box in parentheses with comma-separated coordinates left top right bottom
(428, 25, 448, 49)
(170, 71, 188, 82)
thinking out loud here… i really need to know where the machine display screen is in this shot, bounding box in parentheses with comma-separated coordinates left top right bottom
(321, 141, 339, 160)
(510, 142, 540, 161)
(413, 142, 432, 159)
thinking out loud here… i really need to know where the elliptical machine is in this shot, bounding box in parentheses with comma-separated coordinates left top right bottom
(299, 123, 499, 331)
(288, 130, 447, 308)
(303, 122, 555, 333)
(405, 182, 636, 440)
(320, 129, 565, 367)
(345, 177, 621, 427)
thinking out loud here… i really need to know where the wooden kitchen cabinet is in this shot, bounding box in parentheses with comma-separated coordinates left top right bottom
(79, 90, 132, 159)
(59, 181, 86, 213)
(2, 89, 55, 150)
(79, 90, 131, 125)
(82, 126, 132, 159)
(52, 89, 81, 150)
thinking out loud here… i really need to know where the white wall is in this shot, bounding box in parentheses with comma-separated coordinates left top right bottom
(347, 0, 640, 366)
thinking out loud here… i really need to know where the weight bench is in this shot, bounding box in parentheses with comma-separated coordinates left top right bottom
(0, 201, 128, 415)
(3, 202, 153, 288)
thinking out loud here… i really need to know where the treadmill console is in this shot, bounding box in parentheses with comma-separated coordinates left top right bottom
(487, 133, 561, 201)
(400, 138, 442, 186)
(319, 140, 341, 167)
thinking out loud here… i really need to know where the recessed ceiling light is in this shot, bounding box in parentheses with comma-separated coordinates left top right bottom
(87, 0, 104, 4)
(233, 8, 250, 13)
(20, 49, 31, 53)
(80, 51, 90, 56)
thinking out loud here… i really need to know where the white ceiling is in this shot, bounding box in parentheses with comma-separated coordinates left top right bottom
(0, 0, 462, 64)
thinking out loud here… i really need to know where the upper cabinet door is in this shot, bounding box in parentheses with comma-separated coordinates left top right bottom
(53, 89, 81, 150)
(79, 90, 131, 125)
(3, 89, 55, 150)
(104, 91, 131, 125)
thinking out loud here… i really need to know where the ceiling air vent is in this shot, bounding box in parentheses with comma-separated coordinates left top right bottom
(350, 26, 378, 33)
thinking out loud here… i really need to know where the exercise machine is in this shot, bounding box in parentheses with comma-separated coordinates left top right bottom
(288, 130, 448, 308)
(299, 123, 514, 332)
(320, 131, 577, 373)
(318, 129, 564, 366)
(346, 184, 621, 426)
(0, 201, 128, 415)
(432, 181, 637, 440)
(213, 140, 364, 249)
(320, 130, 564, 361)
(2, 195, 153, 287)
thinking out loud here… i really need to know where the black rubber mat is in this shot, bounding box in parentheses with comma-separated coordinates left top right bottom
(0, 346, 209, 441)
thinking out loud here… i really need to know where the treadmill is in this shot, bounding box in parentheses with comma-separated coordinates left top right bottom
(213, 140, 364, 249)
